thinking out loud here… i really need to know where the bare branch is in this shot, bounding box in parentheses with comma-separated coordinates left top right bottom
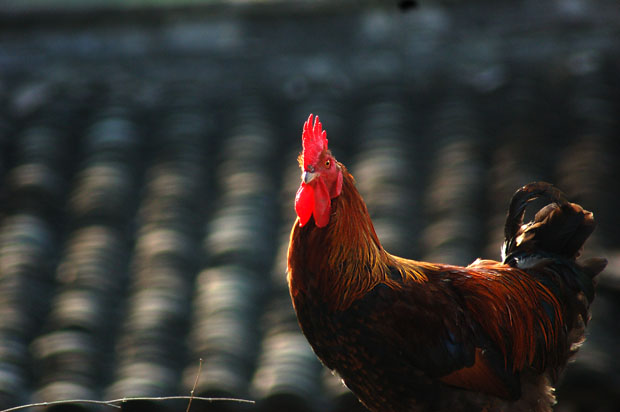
(0, 396, 255, 412)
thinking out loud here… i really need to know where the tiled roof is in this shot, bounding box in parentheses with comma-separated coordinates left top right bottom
(0, 2, 619, 411)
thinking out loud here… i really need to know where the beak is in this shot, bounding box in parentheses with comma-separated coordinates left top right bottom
(302, 171, 319, 184)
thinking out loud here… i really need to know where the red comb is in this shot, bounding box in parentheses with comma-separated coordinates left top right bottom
(302, 114, 328, 170)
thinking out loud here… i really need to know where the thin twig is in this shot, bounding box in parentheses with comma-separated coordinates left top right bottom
(0, 399, 122, 412)
(186, 357, 204, 412)
(0, 396, 255, 412)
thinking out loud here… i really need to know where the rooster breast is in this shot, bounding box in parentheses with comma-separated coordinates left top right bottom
(292, 283, 431, 412)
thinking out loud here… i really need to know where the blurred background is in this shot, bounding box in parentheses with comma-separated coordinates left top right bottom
(0, 0, 619, 411)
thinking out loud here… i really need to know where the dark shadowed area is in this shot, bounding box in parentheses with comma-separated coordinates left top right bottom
(0, 0, 619, 411)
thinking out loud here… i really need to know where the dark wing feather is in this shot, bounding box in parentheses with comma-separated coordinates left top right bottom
(346, 272, 523, 401)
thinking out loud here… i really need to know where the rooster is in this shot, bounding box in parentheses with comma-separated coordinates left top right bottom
(287, 114, 607, 412)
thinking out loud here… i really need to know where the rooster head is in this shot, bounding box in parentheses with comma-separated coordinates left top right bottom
(295, 114, 343, 228)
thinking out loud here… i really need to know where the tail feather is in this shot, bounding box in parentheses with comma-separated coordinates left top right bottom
(502, 182, 600, 269)
(503, 182, 568, 252)
(502, 182, 606, 302)
(526, 201, 595, 259)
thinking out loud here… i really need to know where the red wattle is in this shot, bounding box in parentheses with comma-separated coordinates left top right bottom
(295, 183, 314, 226)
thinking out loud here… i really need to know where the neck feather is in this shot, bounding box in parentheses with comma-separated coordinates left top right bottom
(288, 166, 393, 310)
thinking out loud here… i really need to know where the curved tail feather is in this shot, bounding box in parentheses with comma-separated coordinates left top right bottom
(502, 182, 600, 265)
(501, 182, 606, 299)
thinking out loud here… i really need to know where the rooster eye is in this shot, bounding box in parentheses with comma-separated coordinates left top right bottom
(325, 159, 331, 168)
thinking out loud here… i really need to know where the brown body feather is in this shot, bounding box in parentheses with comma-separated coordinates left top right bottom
(288, 167, 605, 412)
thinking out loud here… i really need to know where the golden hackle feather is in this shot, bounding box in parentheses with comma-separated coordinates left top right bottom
(288, 164, 429, 311)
